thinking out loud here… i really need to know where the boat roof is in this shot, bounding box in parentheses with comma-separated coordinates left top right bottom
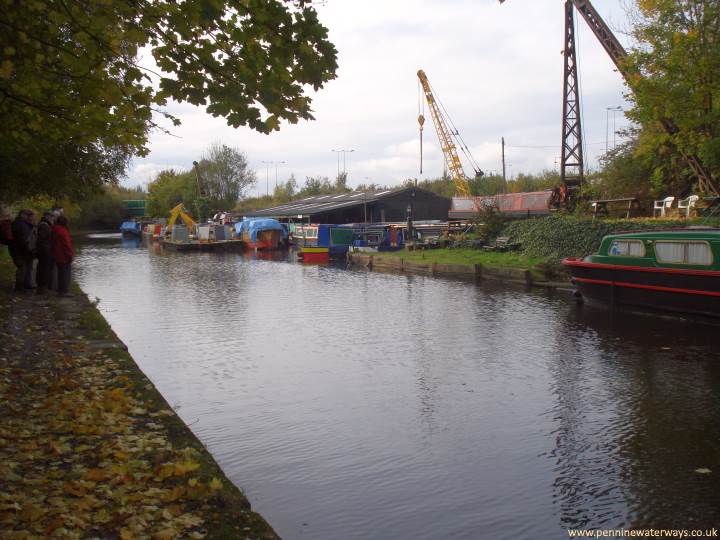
(606, 227, 720, 240)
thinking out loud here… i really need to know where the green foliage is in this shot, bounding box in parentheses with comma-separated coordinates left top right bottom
(356, 182, 392, 193)
(146, 169, 197, 218)
(470, 174, 507, 196)
(502, 214, 720, 260)
(233, 173, 352, 215)
(473, 203, 506, 242)
(194, 144, 256, 210)
(77, 187, 147, 229)
(272, 174, 299, 203)
(415, 171, 558, 199)
(374, 248, 548, 270)
(1, 0, 337, 201)
(296, 175, 350, 197)
(0, 142, 133, 204)
(624, 1, 720, 183)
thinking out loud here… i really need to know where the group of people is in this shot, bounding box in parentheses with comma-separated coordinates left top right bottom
(0, 209, 75, 296)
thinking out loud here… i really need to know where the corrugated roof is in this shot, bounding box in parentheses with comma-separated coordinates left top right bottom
(244, 186, 448, 218)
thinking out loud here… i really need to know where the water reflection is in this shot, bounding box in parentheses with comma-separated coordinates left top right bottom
(74, 237, 720, 540)
(550, 306, 720, 531)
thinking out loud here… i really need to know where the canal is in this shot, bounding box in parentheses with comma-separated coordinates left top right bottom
(76, 235, 720, 540)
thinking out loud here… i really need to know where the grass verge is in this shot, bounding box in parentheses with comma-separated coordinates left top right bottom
(369, 248, 566, 282)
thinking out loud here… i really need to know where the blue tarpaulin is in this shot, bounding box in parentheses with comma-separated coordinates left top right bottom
(235, 218, 287, 243)
(120, 221, 141, 236)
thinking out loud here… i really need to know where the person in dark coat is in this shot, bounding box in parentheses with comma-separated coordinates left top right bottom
(51, 215, 74, 297)
(35, 212, 55, 294)
(9, 209, 35, 292)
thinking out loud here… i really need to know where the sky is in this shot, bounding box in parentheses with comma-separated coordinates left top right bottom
(124, 0, 636, 197)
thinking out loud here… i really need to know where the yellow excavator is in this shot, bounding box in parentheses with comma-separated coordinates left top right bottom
(166, 203, 197, 230)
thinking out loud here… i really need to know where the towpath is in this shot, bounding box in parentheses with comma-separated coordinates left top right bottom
(0, 253, 279, 540)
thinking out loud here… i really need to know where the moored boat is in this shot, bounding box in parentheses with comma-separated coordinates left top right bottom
(235, 218, 287, 250)
(120, 220, 142, 237)
(298, 224, 355, 263)
(563, 228, 720, 317)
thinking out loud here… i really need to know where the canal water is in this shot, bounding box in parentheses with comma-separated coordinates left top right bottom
(75, 235, 720, 540)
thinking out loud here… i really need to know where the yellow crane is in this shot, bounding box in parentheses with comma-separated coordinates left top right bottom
(417, 69, 483, 198)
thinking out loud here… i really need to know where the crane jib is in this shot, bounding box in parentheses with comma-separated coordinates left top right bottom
(498, 0, 718, 196)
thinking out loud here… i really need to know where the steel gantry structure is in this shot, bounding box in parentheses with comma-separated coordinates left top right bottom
(500, 0, 720, 200)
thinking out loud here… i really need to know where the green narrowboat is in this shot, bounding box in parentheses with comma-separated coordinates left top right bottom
(563, 228, 720, 318)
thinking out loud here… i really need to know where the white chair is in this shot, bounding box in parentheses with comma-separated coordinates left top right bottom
(677, 195, 700, 217)
(653, 196, 675, 217)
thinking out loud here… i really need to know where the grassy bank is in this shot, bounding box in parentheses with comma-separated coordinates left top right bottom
(0, 248, 278, 539)
(367, 215, 720, 283)
(370, 248, 562, 283)
(373, 247, 547, 268)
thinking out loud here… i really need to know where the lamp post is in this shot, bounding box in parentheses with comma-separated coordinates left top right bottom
(261, 160, 286, 196)
(261, 161, 272, 197)
(331, 149, 355, 176)
(605, 106, 622, 154)
(274, 161, 286, 191)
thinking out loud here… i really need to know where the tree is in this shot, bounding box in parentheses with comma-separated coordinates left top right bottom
(593, 128, 691, 200)
(298, 176, 333, 196)
(273, 174, 298, 203)
(334, 172, 351, 193)
(624, 1, 720, 182)
(77, 186, 146, 228)
(146, 169, 196, 218)
(195, 144, 256, 210)
(0, 141, 133, 204)
(1, 0, 338, 199)
(356, 183, 390, 192)
(506, 171, 558, 194)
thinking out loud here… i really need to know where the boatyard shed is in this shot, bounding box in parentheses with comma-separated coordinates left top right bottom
(244, 186, 451, 223)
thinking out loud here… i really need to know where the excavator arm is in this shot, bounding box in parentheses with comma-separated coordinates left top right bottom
(167, 203, 197, 230)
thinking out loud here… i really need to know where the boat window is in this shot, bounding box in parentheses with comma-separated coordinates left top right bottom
(655, 241, 713, 265)
(608, 239, 645, 257)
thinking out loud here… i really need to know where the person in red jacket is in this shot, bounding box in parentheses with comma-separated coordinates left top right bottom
(51, 215, 74, 297)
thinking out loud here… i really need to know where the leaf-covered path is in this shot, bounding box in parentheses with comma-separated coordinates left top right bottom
(0, 285, 279, 540)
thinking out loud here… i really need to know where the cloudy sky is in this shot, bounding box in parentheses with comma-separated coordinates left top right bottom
(125, 0, 636, 196)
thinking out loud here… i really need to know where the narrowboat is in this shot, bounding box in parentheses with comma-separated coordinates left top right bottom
(298, 224, 355, 263)
(563, 228, 720, 318)
(120, 220, 142, 237)
(290, 223, 319, 247)
(235, 218, 287, 250)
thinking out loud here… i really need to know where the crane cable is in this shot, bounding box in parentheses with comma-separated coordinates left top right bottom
(425, 77, 483, 177)
(575, 13, 588, 177)
(418, 78, 425, 175)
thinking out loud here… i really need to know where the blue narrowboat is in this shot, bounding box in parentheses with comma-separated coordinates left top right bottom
(120, 220, 142, 237)
(298, 224, 355, 262)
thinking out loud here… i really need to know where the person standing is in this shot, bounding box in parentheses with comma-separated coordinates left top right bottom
(51, 215, 74, 297)
(9, 210, 36, 292)
(35, 212, 55, 294)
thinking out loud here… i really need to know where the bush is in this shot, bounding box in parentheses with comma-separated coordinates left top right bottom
(473, 203, 506, 242)
(501, 214, 720, 260)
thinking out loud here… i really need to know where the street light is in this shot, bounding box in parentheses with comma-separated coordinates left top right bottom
(331, 149, 355, 176)
(261, 160, 286, 196)
(606, 106, 622, 154)
(260, 161, 272, 197)
(274, 161, 286, 191)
